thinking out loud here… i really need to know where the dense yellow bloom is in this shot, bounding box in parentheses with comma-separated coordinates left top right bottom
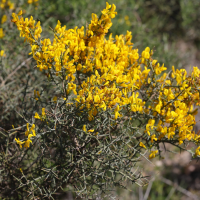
(12, 12, 42, 42)
(192, 67, 200, 78)
(12, 2, 200, 158)
(154, 63, 167, 75)
(164, 88, 174, 100)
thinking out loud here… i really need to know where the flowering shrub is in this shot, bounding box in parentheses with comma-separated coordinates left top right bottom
(0, 0, 51, 130)
(3, 2, 200, 198)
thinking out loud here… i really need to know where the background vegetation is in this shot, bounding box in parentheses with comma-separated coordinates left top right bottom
(1, 0, 200, 199)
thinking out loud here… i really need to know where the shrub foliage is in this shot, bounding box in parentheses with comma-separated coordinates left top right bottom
(1, 2, 200, 199)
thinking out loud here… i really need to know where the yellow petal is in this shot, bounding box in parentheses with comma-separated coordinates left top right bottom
(18, 10, 23, 16)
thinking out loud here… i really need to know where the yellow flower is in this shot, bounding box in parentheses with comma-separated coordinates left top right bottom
(155, 100, 162, 114)
(18, 10, 23, 16)
(8, 1, 14, 10)
(24, 137, 32, 148)
(149, 150, 158, 159)
(0, 28, 4, 38)
(25, 123, 30, 136)
(194, 146, 200, 157)
(30, 124, 36, 136)
(192, 67, 200, 78)
(25, 123, 36, 136)
(0, 50, 5, 57)
(114, 105, 120, 119)
(97, 150, 102, 155)
(1, 15, 7, 24)
(124, 15, 129, 21)
(34, 112, 40, 119)
(151, 134, 157, 143)
(164, 88, 174, 100)
(154, 63, 167, 75)
(141, 47, 150, 59)
(15, 138, 25, 148)
(83, 125, 87, 132)
(23, 133, 34, 148)
(146, 119, 155, 135)
(139, 142, 146, 149)
(34, 90, 40, 100)
(152, 60, 157, 66)
(42, 108, 46, 116)
(167, 127, 175, 139)
(53, 96, 57, 103)
(188, 107, 198, 116)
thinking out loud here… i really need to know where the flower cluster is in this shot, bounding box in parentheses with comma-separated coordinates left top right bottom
(15, 123, 36, 148)
(34, 107, 46, 121)
(0, 0, 14, 10)
(12, 3, 200, 160)
(12, 10, 42, 42)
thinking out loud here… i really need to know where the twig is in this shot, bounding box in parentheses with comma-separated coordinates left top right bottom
(0, 57, 32, 88)
(143, 177, 155, 200)
(160, 176, 199, 200)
